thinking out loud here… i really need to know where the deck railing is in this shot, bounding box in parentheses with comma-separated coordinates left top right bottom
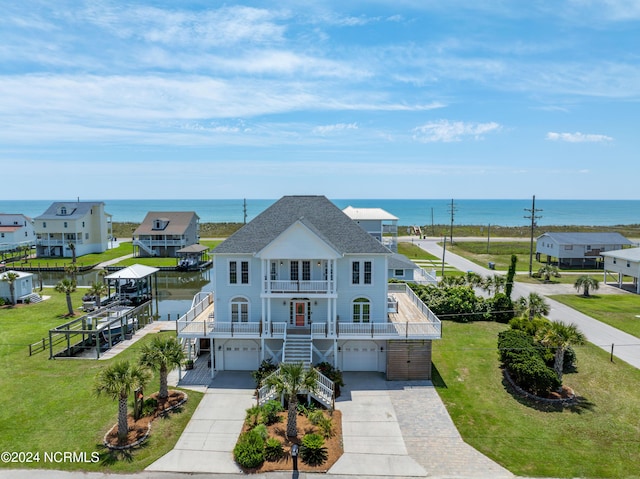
(266, 280, 331, 293)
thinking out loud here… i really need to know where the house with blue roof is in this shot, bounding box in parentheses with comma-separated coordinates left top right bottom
(178, 195, 441, 381)
(536, 232, 633, 268)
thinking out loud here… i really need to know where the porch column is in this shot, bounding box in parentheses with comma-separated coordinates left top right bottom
(210, 338, 214, 378)
(327, 297, 331, 336)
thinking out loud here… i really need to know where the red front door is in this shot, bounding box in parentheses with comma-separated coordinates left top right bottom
(295, 302, 306, 326)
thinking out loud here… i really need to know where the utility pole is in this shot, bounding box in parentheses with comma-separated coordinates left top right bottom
(441, 235, 447, 278)
(448, 199, 457, 245)
(487, 223, 491, 254)
(243, 198, 247, 225)
(524, 195, 543, 277)
(431, 207, 435, 237)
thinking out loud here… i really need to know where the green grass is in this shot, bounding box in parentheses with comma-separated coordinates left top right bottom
(433, 321, 640, 478)
(0, 291, 202, 472)
(549, 294, 640, 339)
(17, 243, 134, 269)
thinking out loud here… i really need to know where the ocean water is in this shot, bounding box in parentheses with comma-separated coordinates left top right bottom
(1, 198, 639, 227)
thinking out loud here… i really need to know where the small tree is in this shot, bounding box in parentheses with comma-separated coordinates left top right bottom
(55, 278, 77, 316)
(538, 264, 559, 282)
(264, 362, 318, 437)
(64, 263, 79, 282)
(505, 254, 517, 299)
(536, 321, 586, 383)
(88, 281, 108, 309)
(68, 242, 77, 264)
(94, 360, 151, 444)
(574, 275, 599, 297)
(139, 334, 185, 400)
(516, 292, 550, 321)
(1, 272, 20, 306)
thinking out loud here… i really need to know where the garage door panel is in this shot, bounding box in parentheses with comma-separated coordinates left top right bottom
(224, 340, 260, 370)
(342, 341, 379, 371)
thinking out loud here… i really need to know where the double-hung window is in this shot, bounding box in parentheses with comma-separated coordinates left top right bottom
(229, 260, 249, 284)
(352, 261, 372, 285)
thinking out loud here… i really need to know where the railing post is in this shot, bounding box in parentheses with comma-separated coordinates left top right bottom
(406, 321, 409, 338)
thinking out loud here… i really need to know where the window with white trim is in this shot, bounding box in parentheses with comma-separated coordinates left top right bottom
(229, 260, 249, 284)
(290, 260, 299, 281)
(352, 261, 360, 284)
(230, 297, 249, 322)
(394, 269, 404, 277)
(352, 297, 370, 323)
(352, 260, 372, 284)
(302, 260, 310, 281)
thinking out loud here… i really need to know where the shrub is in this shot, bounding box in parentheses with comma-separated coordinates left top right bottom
(141, 397, 158, 417)
(252, 359, 277, 388)
(253, 423, 268, 440)
(261, 400, 283, 425)
(563, 346, 578, 373)
(488, 293, 514, 323)
(264, 437, 284, 462)
(233, 429, 265, 469)
(245, 405, 262, 427)
(306, 409, 325, 425)
(509, 354, 561, 396)
(297, 401, 317, 416)
(300, 433, 328, 466)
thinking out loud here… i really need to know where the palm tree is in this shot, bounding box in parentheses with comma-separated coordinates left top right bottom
(483, 274, 506, 296)
(574, 275, 599, 297)
(516, 292, 550, 321)
(55, 278, 77, 316)
(463, 271, 483, 288)
(68, 242, 77, 264)
(139, 335, 185, 400)
(538, 264, 559, 282)
(64, 263, 79, 281)
(88, 281, 107, 309)
(94, 360, 151, 444)
(264, 362, 318, 437)
(1, 272, 20, 305)
(536, 321, 586, 383)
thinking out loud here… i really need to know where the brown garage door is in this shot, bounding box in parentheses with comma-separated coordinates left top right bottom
(386, 340, 432, 380)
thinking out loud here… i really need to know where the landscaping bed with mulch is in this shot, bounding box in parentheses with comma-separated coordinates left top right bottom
(104, 390, 187, 449)
(239, 409, 343, 473)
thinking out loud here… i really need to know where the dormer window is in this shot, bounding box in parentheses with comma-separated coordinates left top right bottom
(152, 218, 169, 230)
(60, 207, 67, 215)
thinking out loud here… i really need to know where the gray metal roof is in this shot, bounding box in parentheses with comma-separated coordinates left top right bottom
(536, 232, 633, 245)
(601, 247, 640, 262)
(35, 202, 107, 220)
(388, 253, 418, 270)
(213, 196, 391, 255)
(104, 264, 159, 280)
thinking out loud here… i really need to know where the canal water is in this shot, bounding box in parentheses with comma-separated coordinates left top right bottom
(40, 269, 213, 322)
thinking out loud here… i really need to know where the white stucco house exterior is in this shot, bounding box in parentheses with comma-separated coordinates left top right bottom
(536, 232, 633, 268)
(178, 196, 441, 381)
(0, 214, 36, 253)
(34, 202, 112, 258)
(601, 247, 640, 294)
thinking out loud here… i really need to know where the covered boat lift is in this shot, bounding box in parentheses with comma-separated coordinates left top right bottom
(176, 244, 211, 271)
(104, 264, 160, 304)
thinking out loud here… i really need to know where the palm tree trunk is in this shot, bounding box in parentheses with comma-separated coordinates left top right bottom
(118, 394, 129, 443)
(554, 348, 565, 383)
(159, 364, 168, 400)
(66, 293, 74, 316)
(9, 284, 16, 305)
(286, 396, 298, 437)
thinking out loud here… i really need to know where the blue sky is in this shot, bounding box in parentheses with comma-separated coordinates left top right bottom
(1, 0, 638, 200)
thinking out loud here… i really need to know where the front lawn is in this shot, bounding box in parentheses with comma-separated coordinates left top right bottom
(0, 291, 202, 472)
(549, 294, 640, 339)
(433, 321, 640, 478)
(17, 243, 134, 269)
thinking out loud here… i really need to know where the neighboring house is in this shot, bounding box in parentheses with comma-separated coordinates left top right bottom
(177, 195, 441, 381)
(342, 206, 399, 252)
(388, 253, 437, 285)
(601, 248, 640, 294)
(132, 211, 200, 257)
(34, 202, 112, 258)
(0, 214, 36, 253)
(0, 270, 38, 303)
(536, 232, 633, 268)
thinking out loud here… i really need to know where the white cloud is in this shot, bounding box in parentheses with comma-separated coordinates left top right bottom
(546, 132, 613, 143)
(412, 120, 501, 143)
(312, 123, 358, 135)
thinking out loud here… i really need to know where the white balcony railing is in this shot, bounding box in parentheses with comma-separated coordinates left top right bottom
(266, 280, 331, 294)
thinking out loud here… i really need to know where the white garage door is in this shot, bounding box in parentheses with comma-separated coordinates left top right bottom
(342, 341, 379, 371)
(224, 340, 260, 370)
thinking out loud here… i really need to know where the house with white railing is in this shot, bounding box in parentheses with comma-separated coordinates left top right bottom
(177, 196, 441, 383)
(0, 214, 36, 254)
(34, 202, 112, 258)
(132, 211, 199, 257)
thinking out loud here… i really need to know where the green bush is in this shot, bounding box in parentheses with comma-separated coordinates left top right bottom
(252, 359, 277, 388)
(260, 400, 283, 425)
(264, 437, 284, 462)
(307, 409, 325, 425)
(498, 329, 560, 395)
(488, 293, 514, 323)
(233, 429, 265, 469)
(253, 423, 268, 440)
(300, 433, 328, 466)
(141, 397, 158, 417)
(410, 284, 487, 322)
(245, 405, 262, 427)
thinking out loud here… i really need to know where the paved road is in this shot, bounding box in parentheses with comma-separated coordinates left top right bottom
(413, 238, 640, 369)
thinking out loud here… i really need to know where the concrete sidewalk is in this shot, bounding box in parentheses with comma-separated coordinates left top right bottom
(414, 238, 640, 369)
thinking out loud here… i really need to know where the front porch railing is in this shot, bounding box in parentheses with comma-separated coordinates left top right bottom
(266, 280, 331, 294)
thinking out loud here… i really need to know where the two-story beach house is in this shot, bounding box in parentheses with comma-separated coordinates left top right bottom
(132, 211, 200, 258)
(34, 202, 112, 258)
(0, 214, 36, 254)
(342, 206, 399, 252)
(178, 196, 441, 382)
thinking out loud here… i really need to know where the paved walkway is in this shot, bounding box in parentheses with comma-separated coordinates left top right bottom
(413, 238, 640, 369)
